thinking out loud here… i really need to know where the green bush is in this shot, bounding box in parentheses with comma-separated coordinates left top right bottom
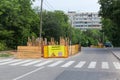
(0, 42, 7, 51)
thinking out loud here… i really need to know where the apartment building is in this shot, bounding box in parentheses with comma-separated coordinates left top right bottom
(68, 11, 102, 30)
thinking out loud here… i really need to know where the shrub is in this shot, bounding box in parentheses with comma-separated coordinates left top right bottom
(0, 42, 7, 51)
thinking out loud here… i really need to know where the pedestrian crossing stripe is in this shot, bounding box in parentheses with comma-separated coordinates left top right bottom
(88, 61, 96, 68)
(22, 60, 42, 66)
(113, 62, 120, 69)
(61, 61, 75, 67)
(0, 59, 120, 70)
(34, 60, 53, 67)
(10, 60, 33, 66)
(0, 59, 13, 63)
(74, 61, 86, 68)
(102, 62, 109, 69)
(0, 59, 22, 65)
(48, 61, 64, 67)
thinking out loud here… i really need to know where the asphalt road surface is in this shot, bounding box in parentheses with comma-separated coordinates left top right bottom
(0, 48, 120, 80)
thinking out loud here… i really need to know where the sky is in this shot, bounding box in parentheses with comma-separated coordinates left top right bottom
(33, 0, 100, 13)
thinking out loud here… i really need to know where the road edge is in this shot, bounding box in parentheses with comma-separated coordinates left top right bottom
(110, 50, 120, 61)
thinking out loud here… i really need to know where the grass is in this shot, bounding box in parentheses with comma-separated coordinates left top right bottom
(0, 53, 13, 57)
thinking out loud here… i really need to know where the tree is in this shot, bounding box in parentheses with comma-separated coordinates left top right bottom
(0, 0, 39, 49)
(79, 29, 103, 46)
(42, 10, 70, 41)
(0, 0, 73, 50)
(99, 0, 120, 46)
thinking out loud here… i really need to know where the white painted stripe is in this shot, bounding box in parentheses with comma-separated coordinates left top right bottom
(61, 61, 75, 67)
(113, 62, 120, 69)
(88, 61, 96, 68)
(13, 66, 44, 80)
(48, 61, 64, 67)
(10, 60, 33, 66)
(21, 60, 42, 66)
(35, 60, 53, 67)
(74, 61, 86, 68)
(0, 59, 13, 63)
(0, 59, 22, 65)
(102, 62, 109, 69)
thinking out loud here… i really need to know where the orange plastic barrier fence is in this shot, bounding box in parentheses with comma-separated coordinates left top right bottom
(16, 46, 41, 59)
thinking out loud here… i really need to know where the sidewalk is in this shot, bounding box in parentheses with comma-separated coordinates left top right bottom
(111, 49, 120, 60)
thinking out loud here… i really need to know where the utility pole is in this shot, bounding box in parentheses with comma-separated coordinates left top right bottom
(103, 31, 104, 43)
(40, 0, 43, 39)
(69, 17, 73, 55)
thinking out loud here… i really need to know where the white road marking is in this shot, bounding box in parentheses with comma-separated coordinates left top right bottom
(0, 59, 13, 63)
(1, 59, 120, 71)
(13, 66, 44, 80)
(10, 60, 33, 66)
(21, 60, 42, 66)
(113, 62, 120, 69)
(74, 61, 86, 68)
(34, 60, 53, 67)
(102, 62, 109, 69)
(61, 61, 75, 67)
(88, 61, 96, 68)
(48, 61, 64, 67)
(0, 59, 22, 65)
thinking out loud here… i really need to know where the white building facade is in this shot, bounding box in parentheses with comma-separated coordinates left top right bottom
(68, 11, 102, 30)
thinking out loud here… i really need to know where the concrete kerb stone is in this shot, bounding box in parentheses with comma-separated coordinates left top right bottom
(110, 50, 120, 61)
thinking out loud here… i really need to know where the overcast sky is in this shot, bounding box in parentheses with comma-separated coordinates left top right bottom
(33, 0, 100, 13)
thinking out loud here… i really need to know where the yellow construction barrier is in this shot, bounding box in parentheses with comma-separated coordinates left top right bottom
(44, 45, 68, 58)
(16, 44, 80, 59)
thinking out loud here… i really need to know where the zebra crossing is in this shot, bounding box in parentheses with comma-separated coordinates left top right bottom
(0, 59, 120, 70)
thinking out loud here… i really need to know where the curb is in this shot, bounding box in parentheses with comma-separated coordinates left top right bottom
(111, 51, 120, 61)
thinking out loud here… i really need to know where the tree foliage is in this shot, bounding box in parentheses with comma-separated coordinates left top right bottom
(80, 29, 103, 47)
(99, 0, 120, 46)
(42, 10, 71, 41)
(0, 0, 39, 49)
(0, 0, 72, 50)
(0, 0, 105, 50)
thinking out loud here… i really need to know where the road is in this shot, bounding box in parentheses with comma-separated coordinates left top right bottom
(0, 48, 120, 80)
